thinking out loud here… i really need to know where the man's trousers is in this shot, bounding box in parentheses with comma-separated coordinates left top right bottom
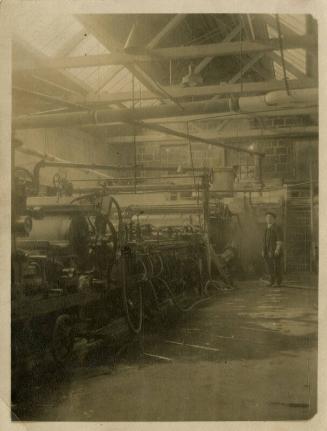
(264, 255, 283, 285)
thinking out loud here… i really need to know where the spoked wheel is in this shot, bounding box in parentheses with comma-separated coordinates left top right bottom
(92, 213, 118, 279)
(51, 314, 74, 365)
(106, 196, 123, 243)
(120, 253, 144, 334)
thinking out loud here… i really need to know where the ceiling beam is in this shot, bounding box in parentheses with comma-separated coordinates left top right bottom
(147, 14, 187, 48)
(245, 14, 256, 40)
(55, 30, 86, 57)
(91, 15, 187, 96)
(247, 14, 276, 80)
(194, 23, 242, 74)
(76, 14, 168, 99)
(124, 23, 138, 49)
(16, 35, 316, 70)
(227, 52, 265, 84)
(64, 79, 315, 106)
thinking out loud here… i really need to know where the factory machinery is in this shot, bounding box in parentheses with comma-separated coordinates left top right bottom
(12, 160, 236, 378)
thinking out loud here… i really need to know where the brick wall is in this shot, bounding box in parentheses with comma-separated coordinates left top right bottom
(258, 139, 295, 181)
(135, 142, 224, 171)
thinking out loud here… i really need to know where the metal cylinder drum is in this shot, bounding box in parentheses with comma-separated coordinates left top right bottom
(28, 216, 72, 242)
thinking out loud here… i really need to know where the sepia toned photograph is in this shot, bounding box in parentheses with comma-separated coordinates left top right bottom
(8, 10, 318, 422)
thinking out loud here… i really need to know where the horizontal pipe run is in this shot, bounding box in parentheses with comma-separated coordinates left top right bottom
(73, 184, 205, 194)
(69, 175, 204, 182)
(104, 123, 318, 144)
(13, 88, 318, 132)
(138, 122, 264, 157)
(64, 79, 315, 106)
(12, 98, 234, 129)
(71, 185, 265, 195)
(35, 160, 135, 171)
(16, 145, 114, 180)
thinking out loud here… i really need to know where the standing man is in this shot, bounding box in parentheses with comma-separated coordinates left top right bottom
(262, 212, 284, 286)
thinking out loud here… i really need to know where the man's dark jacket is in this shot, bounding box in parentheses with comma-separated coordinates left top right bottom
(263, 223, 283, 258)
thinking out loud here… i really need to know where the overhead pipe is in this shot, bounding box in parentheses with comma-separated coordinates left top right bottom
(15, 145, 115, 181)
(13, 88, 317, 130)
(70, 184, 206, 195)
(13, 98, 234, 130)
(139, 121, 265, 156)
(32, 159, 211, 194)
(238, 88, 318, 112)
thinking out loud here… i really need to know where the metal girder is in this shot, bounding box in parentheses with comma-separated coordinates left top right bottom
(76, 14, 168, 99)
(147, 14, 187, 48)
(56, 30, 86, 57)
(64, 79, 315, 106)
(124, 23, 138, 49)
(245, 14, 256, 40)
(227, 52, 265, 84)
(16, 35, 316, 70)
(194, 23, 242, 74)
(92, 15, 186, 96)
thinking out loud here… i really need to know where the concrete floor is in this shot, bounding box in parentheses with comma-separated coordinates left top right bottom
(13, 278, 318, 421)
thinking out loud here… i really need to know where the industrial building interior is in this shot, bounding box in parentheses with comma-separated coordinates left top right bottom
(11, 13, 318, 421)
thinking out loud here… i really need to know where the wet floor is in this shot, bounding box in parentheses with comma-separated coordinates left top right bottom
(13, 279, 318, 421)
